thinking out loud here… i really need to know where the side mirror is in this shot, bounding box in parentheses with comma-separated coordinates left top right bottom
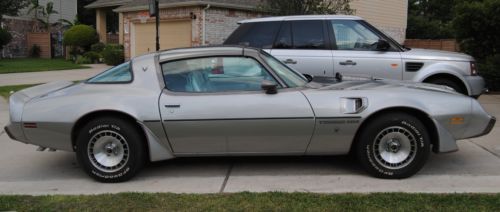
(303, 74, 314, 82)
(376, 39, 390, 51)
(261, 80, 278, 94)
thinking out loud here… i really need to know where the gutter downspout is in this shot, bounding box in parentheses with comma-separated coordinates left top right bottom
(202, 4, 210, 45)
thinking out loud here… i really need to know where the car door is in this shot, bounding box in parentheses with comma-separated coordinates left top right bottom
(158, 56, 315, 155)
(330, 20, 403, 80)
(270, 20, 335, 80)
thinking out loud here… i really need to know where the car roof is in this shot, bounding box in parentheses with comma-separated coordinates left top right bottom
(157, 45, 259, 61)
(239, 15, 363, 24)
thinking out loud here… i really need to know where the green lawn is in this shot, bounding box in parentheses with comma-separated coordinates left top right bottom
(0, 58, 89, 74)
(0, 192, 499, 211)
(0, 84, 38, 100)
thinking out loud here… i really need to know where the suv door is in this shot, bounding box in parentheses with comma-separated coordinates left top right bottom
(270, 20, 335, 79)
(330, 20, 403, 80)
(158, 56, 315, 155)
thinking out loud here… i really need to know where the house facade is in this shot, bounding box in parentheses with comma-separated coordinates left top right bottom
(86, 0, 408, 60)
(1, 0, 78, 58)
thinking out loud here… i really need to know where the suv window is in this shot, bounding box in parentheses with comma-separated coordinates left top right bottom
(274, 20, 326, 50)
(161, 57, 279, 93)
(331, 20, 380, 51)
(292, 20, 326, 49)
(224, 22, 281, 48)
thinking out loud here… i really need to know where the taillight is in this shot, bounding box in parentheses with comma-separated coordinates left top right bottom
(470, 62, 478, 75)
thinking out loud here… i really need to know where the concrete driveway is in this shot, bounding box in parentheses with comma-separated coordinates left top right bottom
(0, 95, 499, 195)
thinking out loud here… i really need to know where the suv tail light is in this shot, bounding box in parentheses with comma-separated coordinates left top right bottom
(470, 62, 478, 75)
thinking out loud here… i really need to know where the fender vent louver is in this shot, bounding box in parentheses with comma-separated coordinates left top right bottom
(405, 62, 424, 72)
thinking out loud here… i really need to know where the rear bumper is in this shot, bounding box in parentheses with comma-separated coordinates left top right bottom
(464, 75, 486, 97)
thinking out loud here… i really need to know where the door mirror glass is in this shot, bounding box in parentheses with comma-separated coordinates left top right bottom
(261, 80, 278, 94)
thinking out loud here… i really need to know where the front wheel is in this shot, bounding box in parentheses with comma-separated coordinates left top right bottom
(356, 113, 430, 179)
(76, 117, 146, 183)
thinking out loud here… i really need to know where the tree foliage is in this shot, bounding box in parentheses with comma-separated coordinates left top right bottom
(0, 28, 13, 51)
(406, 0, 461, 39)
(0, 0, 29, 21)
(260, 0, 354, 16)
(452, 0, 500, 91)
(452, 0, 500, 60)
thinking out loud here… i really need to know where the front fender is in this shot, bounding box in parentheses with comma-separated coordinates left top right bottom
(410, 62, 471, 94)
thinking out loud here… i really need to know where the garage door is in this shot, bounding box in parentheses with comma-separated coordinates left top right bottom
(131, 20, 192, 57)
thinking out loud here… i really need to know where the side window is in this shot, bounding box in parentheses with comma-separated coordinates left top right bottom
(292, 20, 326, 49)
(224, 22, 281, 48)
(332, 20, 380, 51)
(274, 21, 292, 49)
(87, 62, 132, 83)
(161, 57, 279, 93)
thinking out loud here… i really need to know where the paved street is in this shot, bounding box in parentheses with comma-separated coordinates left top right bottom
(0, 95, 499, 195)
(0, 64, 110, 86)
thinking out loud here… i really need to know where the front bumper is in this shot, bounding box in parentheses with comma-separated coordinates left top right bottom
(4, 122, 27, 142)
(476, 116, 496, 138)
(464, 75, 486, 97)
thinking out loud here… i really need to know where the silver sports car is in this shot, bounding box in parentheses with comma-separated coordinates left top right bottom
(5, 46, 496, 182)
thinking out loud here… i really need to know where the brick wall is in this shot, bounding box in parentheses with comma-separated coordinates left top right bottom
(204, 8, 261, 45)
(1, 19, 34, 58)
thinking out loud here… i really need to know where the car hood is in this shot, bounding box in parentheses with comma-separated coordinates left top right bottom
(318, 78, 459, 95)
(402, 48, 474, 62)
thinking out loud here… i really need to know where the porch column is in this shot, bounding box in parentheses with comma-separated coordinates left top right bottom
(96, 9, 107, 43)
(118, 13, 124, 45)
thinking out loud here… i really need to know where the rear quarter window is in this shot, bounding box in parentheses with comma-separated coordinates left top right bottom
(224, 22, 281, 48)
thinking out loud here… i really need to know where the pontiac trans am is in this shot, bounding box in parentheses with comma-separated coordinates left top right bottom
(4, 47, 496, 182)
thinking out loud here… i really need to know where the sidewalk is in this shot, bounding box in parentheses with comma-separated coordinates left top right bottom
(0, 64, 111, 86)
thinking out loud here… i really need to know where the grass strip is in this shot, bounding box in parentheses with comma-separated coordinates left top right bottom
(1, 192, 499, 211)
(0, 58, 89, 74)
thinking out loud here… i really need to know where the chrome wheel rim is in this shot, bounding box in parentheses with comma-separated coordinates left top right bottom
(88, 130, 129, 173)
(373, 126, 417, 169)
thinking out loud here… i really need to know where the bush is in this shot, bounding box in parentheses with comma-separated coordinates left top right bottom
(479, 54, 500, 91)
(91, 42, 105, 53)
(102, 44, 124, 65)
(63, 25, 98, 50)
(83, 51, 101, 63)
(30, 44, 41, 58)
(75, 55, 92, 64)
(0, 28, 12, 50)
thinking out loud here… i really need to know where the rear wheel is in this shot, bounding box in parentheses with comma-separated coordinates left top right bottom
(356, 113, 430, 179)
(76, 117, 146, 183)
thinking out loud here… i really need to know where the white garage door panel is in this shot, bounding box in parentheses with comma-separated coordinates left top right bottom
(132, 20, 192, 57)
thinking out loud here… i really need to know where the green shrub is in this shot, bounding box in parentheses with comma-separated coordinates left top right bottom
(0, 28, 12, 50)
(83, 51, 101, 63)
(91, 42, 106, 53)
(63, 25, 98, 50)
(30, 44, 41, 58)
(479, 54, 500, 91)
(102, 44, 124, 65)
(75, 55, 92, 64)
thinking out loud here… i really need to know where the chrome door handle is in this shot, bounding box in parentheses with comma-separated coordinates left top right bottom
(165, 104, 181, 108)
(283, 59, 297, 64)
(339, 60, 357, 66)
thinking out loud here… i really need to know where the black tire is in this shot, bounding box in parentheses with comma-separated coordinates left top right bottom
(356, 112, 430, 179)
(76, 117, 146, 183)
(428, 78, 466, 95)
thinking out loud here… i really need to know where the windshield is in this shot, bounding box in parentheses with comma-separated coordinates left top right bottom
(260, 51, 307, 88)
